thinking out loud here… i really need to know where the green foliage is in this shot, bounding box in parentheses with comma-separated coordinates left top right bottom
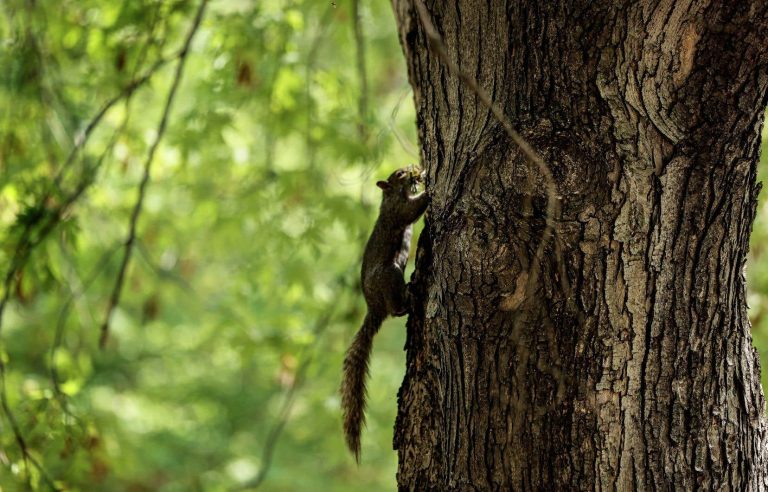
(0, 0, 416, 489)
(748, 118, 768, 395)
(1, 1, 767, 490)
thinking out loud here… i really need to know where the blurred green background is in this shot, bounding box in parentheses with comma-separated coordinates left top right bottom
(0, 1, 766, 490)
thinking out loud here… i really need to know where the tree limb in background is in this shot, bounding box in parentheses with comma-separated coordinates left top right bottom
(352, 0, 369, 140)
(53, 0, 166, 408)
(0, 49, 176, 336)
(240, 309, 337, 491)
(0, 122, 129, 487)
(52, 54, 175, 193)
(0, 370, 60, 490)
(99, 0, 209, 349)
(50, 247, 117, 409)
(304, 4, 336, 170)
(234, 273, 353, 491)
(0, 3, 184, 485)
(412, 0, 562, 292)
(0, 74, 148, 490)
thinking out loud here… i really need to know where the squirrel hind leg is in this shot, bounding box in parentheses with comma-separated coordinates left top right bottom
(381, 266, 408, 316)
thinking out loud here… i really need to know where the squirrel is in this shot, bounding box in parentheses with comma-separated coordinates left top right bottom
(341, 166, 428, 462)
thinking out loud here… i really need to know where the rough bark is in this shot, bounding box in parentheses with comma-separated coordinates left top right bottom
(391, 1, 768, 490)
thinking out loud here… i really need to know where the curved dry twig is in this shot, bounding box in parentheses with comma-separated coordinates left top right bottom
(411, 0, 577, 415)
(386, 86, 419, 157)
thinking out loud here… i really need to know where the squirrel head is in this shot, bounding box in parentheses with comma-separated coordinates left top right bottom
(376, 165, 424, 199)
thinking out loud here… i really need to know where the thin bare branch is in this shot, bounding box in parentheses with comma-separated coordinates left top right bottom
(238, 308, 337, 491)
(50, 247, 118, 405)
(99, 0, 209, 349)
(53, 55, 174, 191)
(304, 4, 336, 170)
(412, 2, 578, 414)
(352, 0, 369, 140)
(386, 86, 419, 157)
(234, 267, 356, 491)
(0, 32, 178, 337)
(135, 239, 196, 292)
(0, 364, 61, 490)
(0, 12, 173, 486)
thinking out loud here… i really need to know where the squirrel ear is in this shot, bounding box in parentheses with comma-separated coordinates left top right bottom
(376, 180, 390, 190)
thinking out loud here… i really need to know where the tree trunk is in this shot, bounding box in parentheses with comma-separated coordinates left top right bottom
(391, 1, 768, 490)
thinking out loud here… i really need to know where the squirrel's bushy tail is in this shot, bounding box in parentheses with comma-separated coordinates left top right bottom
(341, 311, 385, 462)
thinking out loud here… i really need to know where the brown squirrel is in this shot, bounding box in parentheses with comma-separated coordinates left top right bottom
(341, 166, 428, 462)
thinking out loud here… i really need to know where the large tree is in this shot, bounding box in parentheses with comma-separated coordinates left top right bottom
(391, 0, 768, 489)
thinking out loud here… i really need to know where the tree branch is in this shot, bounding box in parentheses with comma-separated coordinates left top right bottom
(0, 26, 178, 336)
(352, 0, 369, 140)
(0, 7, 174, 486)
(237, 309, 337, 491)
(0, 364, 61, 490)
(99, 0, 209, 349)
(234, 269, 355, 491)
(50, 246, 118, 406)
